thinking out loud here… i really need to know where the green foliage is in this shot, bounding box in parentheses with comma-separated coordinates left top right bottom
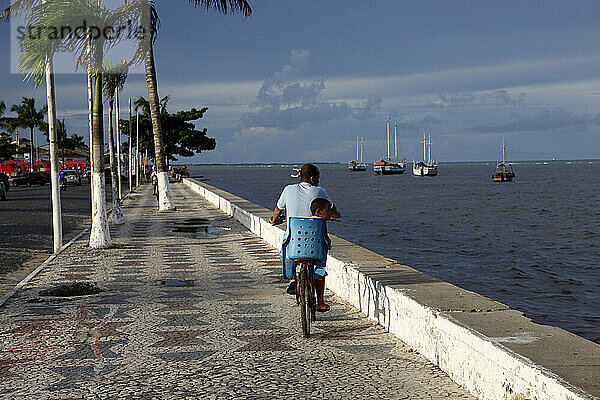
(38, 118, 87, 150)
(12, 0, 152, 86)
(103, 61, 129, 103)
(11, 97, 46, 133)
(0, 135, 17, 159)
(120, 96, 216, 161)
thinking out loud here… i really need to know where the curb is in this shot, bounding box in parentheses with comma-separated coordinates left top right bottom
(0, 184, 146, 309)
(0, 227, 89, 308)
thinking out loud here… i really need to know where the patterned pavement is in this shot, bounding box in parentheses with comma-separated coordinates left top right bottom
(0, 183, 474, 399)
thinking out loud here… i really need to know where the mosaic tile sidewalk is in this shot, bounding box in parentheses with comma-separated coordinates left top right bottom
(0, 183, 474, 399)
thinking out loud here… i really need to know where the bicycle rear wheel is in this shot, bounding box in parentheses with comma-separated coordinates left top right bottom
(299, 264, 311, 338)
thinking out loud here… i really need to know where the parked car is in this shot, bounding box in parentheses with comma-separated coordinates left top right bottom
(12, 172, 47, 187)
(0, 173, 9, 192)
(63, 170, 82, 186)
(0, 181, 6, 201)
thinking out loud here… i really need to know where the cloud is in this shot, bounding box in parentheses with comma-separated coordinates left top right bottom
(429, 90, 526, 107)
(472, 107, 598, 133)
(243, 50, 381, 130)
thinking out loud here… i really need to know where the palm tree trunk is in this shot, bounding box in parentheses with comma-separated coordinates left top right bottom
(88, 71, 95, 215)
(29, 126, 34, 171)
(45, 57, 63, 252)
(128, 99, 133, 193)
(107, 98, 124, 225)
(89, 72, 111, 248)
(115, 88, 122, 199)
(144, 43, 175, 211)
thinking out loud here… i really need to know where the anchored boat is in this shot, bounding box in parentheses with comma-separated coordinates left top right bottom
(492, 137, 515, 182)
(413, 132, 438, 176)
(348, 134, 368, 171)
(374, 116, 406, 175)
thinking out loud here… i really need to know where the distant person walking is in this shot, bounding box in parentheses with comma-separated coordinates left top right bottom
(269, 164, 340, 312)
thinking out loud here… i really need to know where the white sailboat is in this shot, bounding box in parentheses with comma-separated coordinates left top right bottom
(413, 132, 438, 176)
(374, 116, 406, 175)
(348, 134, 367, 171)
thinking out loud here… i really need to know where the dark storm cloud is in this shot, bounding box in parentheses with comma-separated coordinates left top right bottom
(243, 50, 381, 130)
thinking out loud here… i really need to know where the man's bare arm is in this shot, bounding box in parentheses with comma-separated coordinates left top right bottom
(269, 207, 283, 225)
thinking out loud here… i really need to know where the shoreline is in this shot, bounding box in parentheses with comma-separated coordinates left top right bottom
(173, 158, 600, 167)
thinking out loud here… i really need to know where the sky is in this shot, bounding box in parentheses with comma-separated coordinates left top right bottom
(1, 0, 600, 163)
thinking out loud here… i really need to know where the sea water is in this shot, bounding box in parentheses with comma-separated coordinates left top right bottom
(189, 162, 600, 343)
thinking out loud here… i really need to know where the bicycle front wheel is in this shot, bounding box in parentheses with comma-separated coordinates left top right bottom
(299, 264, 311, 338)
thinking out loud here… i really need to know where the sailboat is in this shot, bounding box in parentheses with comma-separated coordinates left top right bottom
(374, 116, 406, 175)
(413, 132, 438, 176)
(348, 134, 368, 171)
(492, 137, 515, 182)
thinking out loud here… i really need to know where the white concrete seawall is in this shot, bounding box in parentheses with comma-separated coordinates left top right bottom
(182, 178, 599, 400)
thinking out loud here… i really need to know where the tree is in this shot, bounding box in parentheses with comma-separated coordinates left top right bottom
(121, 96, 216, 163)
(15, 0, 149, 248)
(0, 135, 17, 160)
(67, 134, 87, 150)
(142, 0, 251, 211)
(102, 61, 128, 225)
(3, 0, 63, 252)
(40, 119, 87, 151)
(0, 101, 5, 118)
(11, 97, 46, 169)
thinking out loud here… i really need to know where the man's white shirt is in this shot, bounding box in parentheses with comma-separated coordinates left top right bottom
(276, 182, 332, 238)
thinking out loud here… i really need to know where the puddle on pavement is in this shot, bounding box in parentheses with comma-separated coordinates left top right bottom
(172, 223, 230, 239)
(173, 226, 199, 233)
(158, 279, 195, 287)
(181, 218, 210, 225)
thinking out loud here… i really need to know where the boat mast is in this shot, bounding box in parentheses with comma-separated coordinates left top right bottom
(356, 134, 359, 161)
(423, 132, 426, 163)
(428, 134, 432, 164)
(386, 115, 390, 160)
(394, 121, 398, 160)
(360, 137, 364, 163)
(502, 136, 506, 164)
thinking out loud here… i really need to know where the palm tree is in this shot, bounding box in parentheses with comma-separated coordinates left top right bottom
(2, 1, 65, 252)
(103, 60, 128, 225)
(143, 0, 251, 211)
(14, 0, 149, 248)
(11, 97, 46, 170)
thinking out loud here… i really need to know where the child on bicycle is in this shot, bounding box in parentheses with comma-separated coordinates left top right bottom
(285, 197, 332, 311)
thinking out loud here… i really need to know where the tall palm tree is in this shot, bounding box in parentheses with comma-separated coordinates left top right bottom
(2, 0, 64, 251)
(143, 0, 251, 211)
(14, 0, 144, 248)
(11, 97, 46, 170)
(103, 60, 128, 225)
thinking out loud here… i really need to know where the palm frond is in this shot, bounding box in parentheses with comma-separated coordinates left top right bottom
(0, 0, 42, 22)
(187, 0, 252, 17)
(16, 0, 153, 84)
(102, 59, 129, 102)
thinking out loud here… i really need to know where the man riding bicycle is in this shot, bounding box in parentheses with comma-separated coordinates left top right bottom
(269, 164, 340, 312)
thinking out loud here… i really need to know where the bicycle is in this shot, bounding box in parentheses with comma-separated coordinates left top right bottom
(286, 217, 327, 338)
